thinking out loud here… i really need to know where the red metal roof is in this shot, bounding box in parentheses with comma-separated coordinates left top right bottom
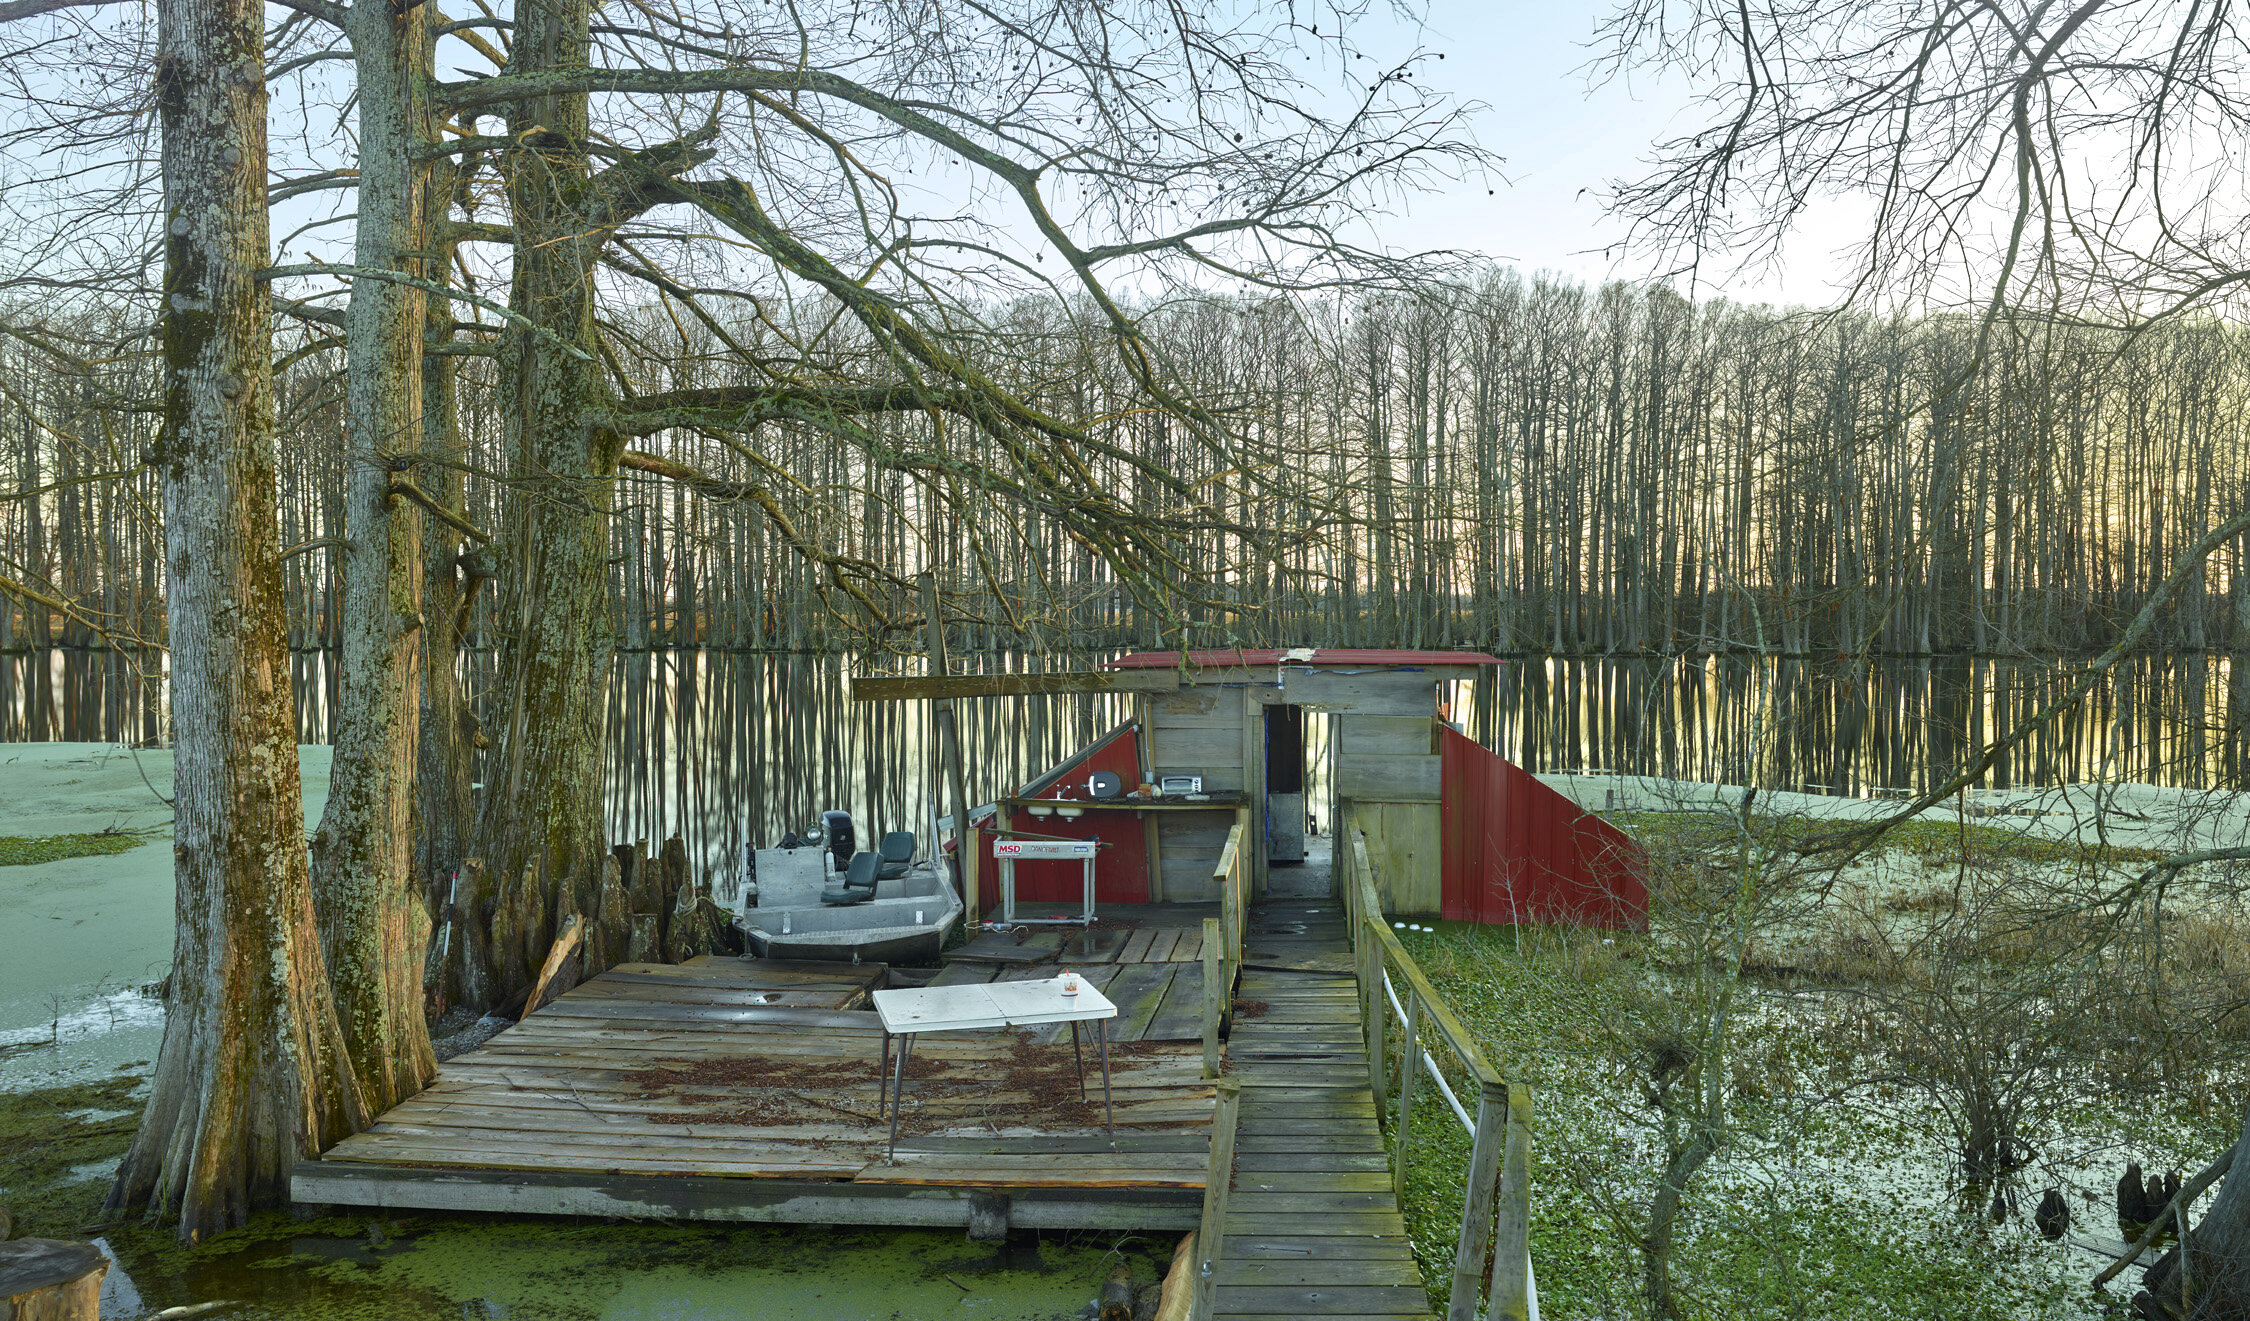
(1103, 647, 1503, 669)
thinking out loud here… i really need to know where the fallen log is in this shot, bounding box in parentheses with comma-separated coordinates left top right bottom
(2, 1238, 106, 1321)
(522, 915, 586, 1019)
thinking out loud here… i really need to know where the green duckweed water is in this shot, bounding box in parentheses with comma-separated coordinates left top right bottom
(93, 1212, 1175, 1320)
(0, 1070, 1173, 1320)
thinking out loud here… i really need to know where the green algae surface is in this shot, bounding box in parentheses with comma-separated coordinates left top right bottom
(96, 1212, 1174, 1320)
(0, 1067, 144, 1238)
(0, 829, 150, 867)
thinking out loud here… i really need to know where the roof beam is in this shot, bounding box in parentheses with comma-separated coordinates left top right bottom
(850, 671, 1181, 701)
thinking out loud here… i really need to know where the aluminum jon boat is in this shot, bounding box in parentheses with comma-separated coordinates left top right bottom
(735, 826, 962, 965)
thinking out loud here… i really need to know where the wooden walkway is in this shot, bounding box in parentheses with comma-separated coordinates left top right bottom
(1214, 899, 1435, 1319)
(294, 896, 1436, 1312)
(294, 943, 1215, 1229)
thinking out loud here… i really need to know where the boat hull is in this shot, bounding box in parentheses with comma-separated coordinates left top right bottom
(743, 915, 956, 966)
(736, 860, 962, 967)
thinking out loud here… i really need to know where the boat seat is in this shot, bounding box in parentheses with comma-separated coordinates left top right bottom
(822, 850, 880, 906)
(876, 831, 915, 880)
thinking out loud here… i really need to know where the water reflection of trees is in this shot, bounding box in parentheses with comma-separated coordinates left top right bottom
(1464, 655, 2248, 794)
(1, 648, 2238, 885)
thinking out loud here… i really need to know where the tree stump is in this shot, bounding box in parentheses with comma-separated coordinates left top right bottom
(1, 1238, 106, 1321)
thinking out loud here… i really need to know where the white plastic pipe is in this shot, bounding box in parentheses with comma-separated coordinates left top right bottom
(1382, 971, 1472, 1134)
(1382, 971, 1540, 1320)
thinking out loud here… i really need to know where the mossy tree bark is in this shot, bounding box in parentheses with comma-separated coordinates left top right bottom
(305, 0, 439, 1111)
(415, 252, 481, 928)
(476, 0, 617, 928)
(108, 0, 368, 1240)
(413, 117, 492, 932)
(473, 3, 712, 933)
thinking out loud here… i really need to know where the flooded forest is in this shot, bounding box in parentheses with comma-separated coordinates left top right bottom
(1, 289, 2245, 872)
(3, 0, 2250, 1318)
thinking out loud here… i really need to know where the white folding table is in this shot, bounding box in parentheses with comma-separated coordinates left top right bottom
(872, 977, 1118, 1158)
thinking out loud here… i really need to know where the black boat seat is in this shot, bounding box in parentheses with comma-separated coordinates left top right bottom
(876, 830, 915, 880)
(822, 850, 880, 905)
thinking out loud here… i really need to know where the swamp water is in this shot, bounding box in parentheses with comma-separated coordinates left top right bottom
(84, 1214, 1177, 1320)
(0, 648, 2240, 1316)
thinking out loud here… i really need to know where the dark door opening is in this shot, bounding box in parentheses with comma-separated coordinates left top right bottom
(1265, 704, 1306, 863)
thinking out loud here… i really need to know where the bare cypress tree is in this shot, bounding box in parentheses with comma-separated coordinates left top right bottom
(103, 0, 367, 1239)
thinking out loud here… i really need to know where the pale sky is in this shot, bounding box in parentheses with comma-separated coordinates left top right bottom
(1362, 1, 1856, 307)
(4, 0, 1869, 313)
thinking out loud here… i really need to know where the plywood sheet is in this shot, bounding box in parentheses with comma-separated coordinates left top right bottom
(1335, 753, 1441, 802)
(1356, 801, 1442, 915)
(1147, 725, 1246, 775)
(1155, 814, 1232, 902)
(1336, 715, 1437, 759)
(1278, 671, 1436, 716)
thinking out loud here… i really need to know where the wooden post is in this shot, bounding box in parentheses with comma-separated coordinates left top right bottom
(1394, 989, 1421, 1205)
(919, 573, 976, 922)
(1360, 917, 1387, 1116)
(1189, 1079, 1242, 1320)
(1445, 1082, 1510, 1321)
(1, 1239, 106, 1321)
(1201, 917, 1222, 1079)
(1486, 1083, 1535, 1321)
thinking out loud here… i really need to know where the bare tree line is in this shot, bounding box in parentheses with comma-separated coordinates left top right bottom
(4, 279, 2246, 661)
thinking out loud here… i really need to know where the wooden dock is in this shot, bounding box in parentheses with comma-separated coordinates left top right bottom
(1213, 900, 1435, 1319)
(293, 918, 1223, 1231)
(295, 899, 1438, 1316)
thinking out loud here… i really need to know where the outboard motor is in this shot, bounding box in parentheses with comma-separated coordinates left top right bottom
(821, 810, 856, 874)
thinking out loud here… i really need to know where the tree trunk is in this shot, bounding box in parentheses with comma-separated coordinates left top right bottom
(2141, 1099, 2250, 1320)
(414, 144, 483, 930)
(1641, 1128, 1716, 1321)
(476, 0, 617, 937)
(306, 0, 439, 1115)
(109, 0, 367, 1239)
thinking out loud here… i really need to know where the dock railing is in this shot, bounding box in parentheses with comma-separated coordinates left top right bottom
(1203, 806, 1251, 1078)
(1339, 808, 1536, 1321)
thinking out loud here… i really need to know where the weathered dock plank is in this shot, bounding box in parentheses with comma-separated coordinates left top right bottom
(298, 946, 1222, 1229)
(1205, 906, 1435, 1321)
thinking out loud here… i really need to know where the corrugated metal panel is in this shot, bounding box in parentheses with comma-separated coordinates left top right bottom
(985, 722, 1152, 911)
(1438, 726, 1647, 930)
(1104, 648, 1504, 669)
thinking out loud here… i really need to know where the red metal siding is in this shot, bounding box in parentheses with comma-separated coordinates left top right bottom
(1439, 725, 1647, 930)
(981, 723, 1151, 913)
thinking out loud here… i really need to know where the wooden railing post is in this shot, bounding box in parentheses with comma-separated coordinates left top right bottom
(1189, 1078, 1243, 1320)
(1201, 916, 1223, 1079)
(1394, 988, 1421, 1204)
(1360, 917, 1387, 1115)
(1487, 1082, 1534, 1321)
(1445, 1082, 1510, 1321)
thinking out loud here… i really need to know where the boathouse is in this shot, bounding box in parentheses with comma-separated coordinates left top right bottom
(979, 648, 1646, 929)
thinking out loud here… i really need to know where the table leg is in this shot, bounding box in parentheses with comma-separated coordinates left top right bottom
(878, 1028, 891, 1119)
(886, 1032, 914, 1160)
(1070, 1020, 1085, 1100)
(1098, 1017, 1113, 1141)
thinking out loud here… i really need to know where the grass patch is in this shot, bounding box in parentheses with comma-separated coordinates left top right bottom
(0, 1069, 143, 1237)
(1611, 809, 2171, 869)
(0, 828, 150, 867)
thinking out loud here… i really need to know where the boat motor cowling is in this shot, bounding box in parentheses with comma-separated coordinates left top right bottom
(822, 810, 856, 873)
